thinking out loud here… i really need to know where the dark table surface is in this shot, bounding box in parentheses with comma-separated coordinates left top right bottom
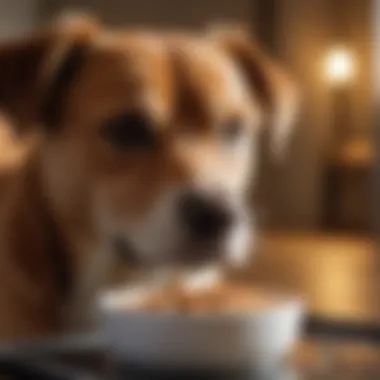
(0, 319, 379, 380)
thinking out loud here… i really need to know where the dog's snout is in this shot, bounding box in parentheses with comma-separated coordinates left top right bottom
(180, 192, 233, 241)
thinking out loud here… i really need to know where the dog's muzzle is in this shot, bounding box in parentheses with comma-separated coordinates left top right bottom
(111, 190, 249, 267)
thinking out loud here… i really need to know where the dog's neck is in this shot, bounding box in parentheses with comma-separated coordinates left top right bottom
(0, 156, 69, 337)
(0, 152, 107, 336)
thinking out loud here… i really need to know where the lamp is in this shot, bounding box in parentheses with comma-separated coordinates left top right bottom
(324, 47, 356, 86)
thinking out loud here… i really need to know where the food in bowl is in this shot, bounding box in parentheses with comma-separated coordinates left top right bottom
(123, 281, 281, 314)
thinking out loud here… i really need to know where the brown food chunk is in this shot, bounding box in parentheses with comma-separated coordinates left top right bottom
(136, 282, 277, 314)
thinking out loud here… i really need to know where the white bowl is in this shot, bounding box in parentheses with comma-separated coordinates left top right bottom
(98, 286, 305, 371)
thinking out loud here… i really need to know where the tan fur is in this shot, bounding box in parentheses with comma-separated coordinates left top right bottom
(0, 17, 298, 341)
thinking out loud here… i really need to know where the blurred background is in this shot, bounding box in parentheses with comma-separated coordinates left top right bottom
(0, 0, 377, 329)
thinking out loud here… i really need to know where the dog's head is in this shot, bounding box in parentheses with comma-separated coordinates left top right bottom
(0, 17, 298, 270)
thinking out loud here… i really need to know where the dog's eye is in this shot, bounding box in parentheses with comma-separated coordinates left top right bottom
(101, 112, 156, 151)
(220, 117, 244, 143)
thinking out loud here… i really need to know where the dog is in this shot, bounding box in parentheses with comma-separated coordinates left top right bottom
(0, 16, 298, 342)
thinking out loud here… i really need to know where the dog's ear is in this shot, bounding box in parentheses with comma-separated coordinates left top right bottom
(0, 14, 99, 132)
(210, 26, 300, 157)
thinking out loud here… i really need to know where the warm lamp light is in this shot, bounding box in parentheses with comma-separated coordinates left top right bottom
(324, 47, 356, 86)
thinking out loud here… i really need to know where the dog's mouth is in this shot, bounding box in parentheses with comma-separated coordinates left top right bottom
(111, 235, 225, 270)
(111, 235, 227, 290)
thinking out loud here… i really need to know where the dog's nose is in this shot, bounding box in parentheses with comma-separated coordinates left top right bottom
(180, 192, 233, 241)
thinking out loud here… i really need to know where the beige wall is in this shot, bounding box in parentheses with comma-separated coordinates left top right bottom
(274, 0, 334, 229)
(0, 0, 39, 38)
(346, 0, 372, 139)
(42, 0, 254, 27)
(258, 0, 371, 230)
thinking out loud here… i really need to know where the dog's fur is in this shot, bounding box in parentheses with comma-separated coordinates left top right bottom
(0, 17, 298, 341)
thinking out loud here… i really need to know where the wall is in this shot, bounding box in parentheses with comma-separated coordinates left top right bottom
(374, 0, 380, 235)
(0, 0, 39, 38)
(275, 0, 335, 229)
(346, 0, 371, 140)
(41, 0, 254, 27)
(256, 0, 371, 230)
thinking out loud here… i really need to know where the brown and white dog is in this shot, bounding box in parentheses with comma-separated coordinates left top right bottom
(0, 16, 298, 342)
